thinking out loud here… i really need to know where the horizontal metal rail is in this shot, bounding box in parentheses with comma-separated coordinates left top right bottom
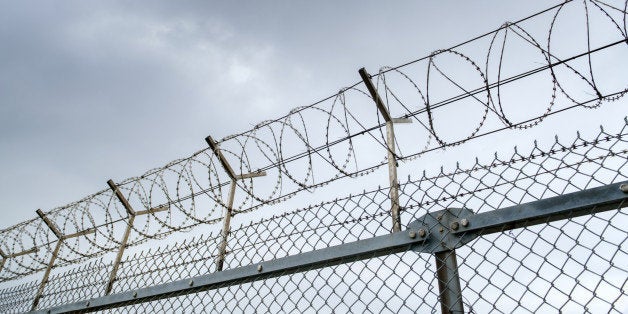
(33, 182, 628, 313)
(409, 181, 628, 253)
(453, 181, 628, 235)
(33, 230, 429, 313)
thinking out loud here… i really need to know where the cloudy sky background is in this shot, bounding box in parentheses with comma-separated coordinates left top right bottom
(0, 0, 624, 228)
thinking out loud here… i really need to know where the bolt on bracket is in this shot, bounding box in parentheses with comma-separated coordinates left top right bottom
(408, 208, 475, 253)
(408, 181, 628, 254)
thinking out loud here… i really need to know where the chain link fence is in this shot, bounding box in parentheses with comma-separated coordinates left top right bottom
(1, 0, 627, 312)
(1, 115, 625, 313)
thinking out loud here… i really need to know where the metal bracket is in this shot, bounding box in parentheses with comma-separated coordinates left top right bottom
(406, 182, 627, 314)
(408, 208, 470, 313)
(234, 171, 267, 180)
(391, 118, 413, 124)
(408, 208, 475, 253)
(135, 206, 169, 216)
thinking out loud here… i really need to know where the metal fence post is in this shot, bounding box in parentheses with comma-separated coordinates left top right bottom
(216, 180, 236, 272)
(359, 67, 412, 232)
(434, 250, 464, 314)
(105, 179, 168, 295)
(31, 209, 95, 310)
(205, 135, 266, 271)
(105, 179, 137, 296)
(31, 209, 64, 311)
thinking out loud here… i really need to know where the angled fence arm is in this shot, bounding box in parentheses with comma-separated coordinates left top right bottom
(0, 247, 38, 274)
(31, 239, 62, 311)
(359, 67, 412, 232)
(36, 209, 63, 239)
(205, 135, 266, 271)
(31, 210, 96, 311)
(205, 135, 236, 180)
(31, 209, 64, 311)
(105, 180, 168, 295)
(105, 179, 136, 296)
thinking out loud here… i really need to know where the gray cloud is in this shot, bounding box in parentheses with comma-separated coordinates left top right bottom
(0, 1, 564, 227)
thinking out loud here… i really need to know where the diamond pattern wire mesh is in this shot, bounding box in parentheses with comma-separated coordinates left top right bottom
(0, 281, 38, 313)
(3, 0, 627, 285)
(1, 117, 624, 313)
(102, 250, 441, 314)
(112, 233, 222, 294)
(37, 259, 111, 309)
(0, 3, 626, 312)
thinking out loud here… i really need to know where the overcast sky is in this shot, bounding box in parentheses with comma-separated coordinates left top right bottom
(0, 0, 619, 228)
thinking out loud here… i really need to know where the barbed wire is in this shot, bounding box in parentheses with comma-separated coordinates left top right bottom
(0, 0, 626, 287)
(1, 112, 626, 312)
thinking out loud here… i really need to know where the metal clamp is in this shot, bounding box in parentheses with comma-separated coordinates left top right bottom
(408, 208, 475, 254)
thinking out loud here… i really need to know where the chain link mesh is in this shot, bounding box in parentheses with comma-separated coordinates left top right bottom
(0, 1, 627, 312)
(0, 116, 624, 313)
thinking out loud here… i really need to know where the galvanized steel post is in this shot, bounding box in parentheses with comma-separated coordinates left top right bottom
(105, 179, 168, 295)
(434, 250, 464, 314)
(32, 210, 95, 310)
(31, 239, 62, 311)
(216, 180, 237, 272)
(206, 135, 266, 271)
(105, 179, 136, 295)
(31, 209, 64, 310)
(359, 67, 412, 232)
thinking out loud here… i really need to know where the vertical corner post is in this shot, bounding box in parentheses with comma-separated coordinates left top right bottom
(434, 250, 465, 314)
(205, 135, 266, 271)
(359, 67, 401, 232)
(105, 179, 136, 295)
